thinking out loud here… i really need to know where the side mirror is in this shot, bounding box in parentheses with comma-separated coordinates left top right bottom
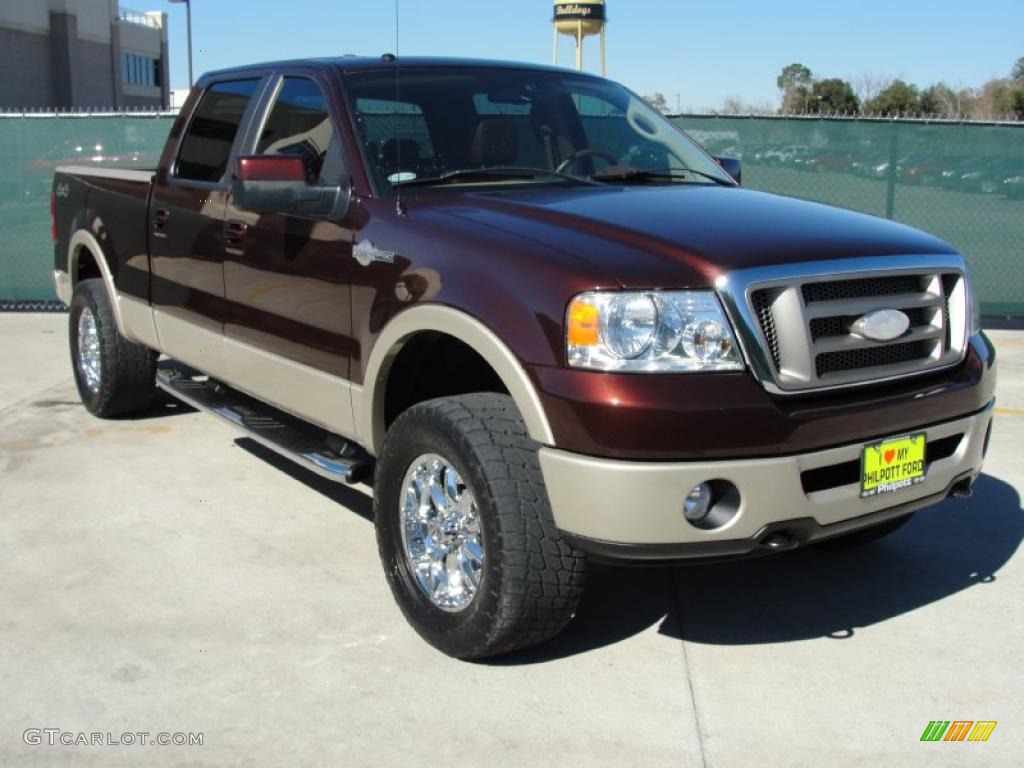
(713, 155, 742, 185)
(231, 156, 351, 218)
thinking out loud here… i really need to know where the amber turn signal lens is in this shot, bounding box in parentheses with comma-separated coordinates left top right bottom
(567, 299, 600, 347)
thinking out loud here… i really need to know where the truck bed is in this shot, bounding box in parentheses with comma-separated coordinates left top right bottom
(55, 164, 156, 180)
(52, 164, 156, 304)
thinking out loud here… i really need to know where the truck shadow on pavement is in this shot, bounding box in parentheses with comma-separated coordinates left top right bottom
(124, 389, 196, 419)
(234, 438, 374, 522)
(221, 440, 1021, 661)
(493, 473, 1022, 664)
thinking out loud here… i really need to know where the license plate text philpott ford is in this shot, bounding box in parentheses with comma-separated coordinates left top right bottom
(861, 433, 927, 498)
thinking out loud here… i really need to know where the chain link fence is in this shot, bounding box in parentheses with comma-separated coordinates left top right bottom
(1, 112, 1021, 315)
(675, 115, 1024, 316)
(0, 112, 174, 305)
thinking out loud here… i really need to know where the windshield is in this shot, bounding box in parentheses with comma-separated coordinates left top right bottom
(343, 66, 733, 192)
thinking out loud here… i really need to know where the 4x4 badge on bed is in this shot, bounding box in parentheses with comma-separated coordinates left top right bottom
(353, 240, 396, 267)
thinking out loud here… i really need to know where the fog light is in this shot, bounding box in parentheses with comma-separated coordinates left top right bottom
(683, 483, 713, 522)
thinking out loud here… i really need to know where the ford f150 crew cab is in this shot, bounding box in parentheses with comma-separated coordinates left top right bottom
(51, 57, 996, 658)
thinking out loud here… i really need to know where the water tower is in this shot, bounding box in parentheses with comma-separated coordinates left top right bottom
(552, 2, 607, 75)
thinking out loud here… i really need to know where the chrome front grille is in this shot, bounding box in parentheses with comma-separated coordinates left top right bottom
(750, 290, 781, 369)
(814, 338, 933, 377)
(800, 275, 923, 303)
(717, 255, 971, 394)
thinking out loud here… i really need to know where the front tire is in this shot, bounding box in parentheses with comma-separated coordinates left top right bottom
(374, 393, 586, 659)
(69, 279, 157, 417)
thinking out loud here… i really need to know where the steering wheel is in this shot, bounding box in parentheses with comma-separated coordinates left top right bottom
(555, 148, 618, 175)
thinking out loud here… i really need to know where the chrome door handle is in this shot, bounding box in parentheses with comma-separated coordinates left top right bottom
(223, 220, 248, 252)
(152, 208, 170, 238)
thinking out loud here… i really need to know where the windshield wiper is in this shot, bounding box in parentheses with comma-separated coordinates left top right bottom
(592, 166, 734, 187)
(391, 166, 600, 188)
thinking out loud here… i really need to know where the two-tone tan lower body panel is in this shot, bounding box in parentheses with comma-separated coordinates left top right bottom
(152, 308, 357, 439)
(540, 405, 993, 547)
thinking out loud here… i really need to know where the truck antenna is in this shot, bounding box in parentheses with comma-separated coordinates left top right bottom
(393, 0, 406, 216)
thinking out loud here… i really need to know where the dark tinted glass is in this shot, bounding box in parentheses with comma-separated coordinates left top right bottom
(175, 79, 259, 182)
(345, 67, 732, 191)
(257, 77, 335, 183)
(354, 97, 436, 180)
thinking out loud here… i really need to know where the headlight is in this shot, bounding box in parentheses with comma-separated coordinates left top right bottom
(566, 291, 744, 372)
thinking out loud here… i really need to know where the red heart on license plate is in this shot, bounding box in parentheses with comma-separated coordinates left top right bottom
(883, 449, 896, 464)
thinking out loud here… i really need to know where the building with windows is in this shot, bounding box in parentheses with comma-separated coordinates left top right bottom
(0, 0, 169, 110)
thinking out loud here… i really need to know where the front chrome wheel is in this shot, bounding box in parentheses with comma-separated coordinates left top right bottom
(399, 453, 484, 612)
(77, 307, 101, 394)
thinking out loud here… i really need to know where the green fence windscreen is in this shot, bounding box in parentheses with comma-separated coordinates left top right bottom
(675, 116, 1024, 316)
(1, 113, 1021, 316)
(0, 114, 173, 303)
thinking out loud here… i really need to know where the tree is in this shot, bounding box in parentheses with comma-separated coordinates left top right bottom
(776, 63, 813, 112)
(919, 83, 957, 116)
(864, 80, 920, 116)
(950, 87, 979, 119)
(974, 79, 1018, 119)
(1013, 56, 1024, 84)
(1013, 89, 1024, 120)
(918, 85, 940, 116)
(777, 63, 813, 92)
(717, 97, 775, 115)
(852, 73, 891, 105)
(1012, 56, 1024, 118)
(719, 97, 745, 115)
(642, 92, 668, 113)
(808, 78, 859, 114)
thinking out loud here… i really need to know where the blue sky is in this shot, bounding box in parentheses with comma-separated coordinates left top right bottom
(162, 0, 1022, 110)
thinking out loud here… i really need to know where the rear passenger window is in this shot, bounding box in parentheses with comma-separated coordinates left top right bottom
(175, 79, 259, 182)
(257, 77, 336, 183)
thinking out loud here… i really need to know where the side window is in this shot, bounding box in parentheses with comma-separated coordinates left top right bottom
(175, 79, 259, 183)
(256, 77, 337, 184)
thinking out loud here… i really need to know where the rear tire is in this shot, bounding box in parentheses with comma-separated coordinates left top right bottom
(815, 513, 914, 550)
(69, 279, 157, 418)
(374, 393, 586, 659)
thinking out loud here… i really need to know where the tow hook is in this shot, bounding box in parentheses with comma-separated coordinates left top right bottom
(950, 478, 974, 499)
(760, 532, 799, 551)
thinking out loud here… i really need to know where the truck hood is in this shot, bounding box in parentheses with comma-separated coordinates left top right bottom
(429, 184, 957, 288)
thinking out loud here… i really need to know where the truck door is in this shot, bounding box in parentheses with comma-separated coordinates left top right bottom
(222, 74, 357, 438)
(150, 77, 263, 379)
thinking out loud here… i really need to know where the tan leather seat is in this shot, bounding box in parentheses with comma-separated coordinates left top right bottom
(469, 118, 519, 166)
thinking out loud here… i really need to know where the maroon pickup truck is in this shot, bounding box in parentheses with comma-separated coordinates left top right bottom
(51, 57, 996, 658)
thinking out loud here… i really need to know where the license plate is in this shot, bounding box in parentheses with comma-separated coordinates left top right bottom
(860, 433, 927, 498)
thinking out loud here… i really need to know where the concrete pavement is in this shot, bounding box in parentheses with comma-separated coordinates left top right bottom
(1, 313, 1021, 767)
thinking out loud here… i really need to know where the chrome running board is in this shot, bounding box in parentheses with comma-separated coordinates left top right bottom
(156, 361, 372, 484)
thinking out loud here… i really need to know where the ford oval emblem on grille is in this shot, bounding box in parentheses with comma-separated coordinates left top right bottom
(852, 309, 910, 341)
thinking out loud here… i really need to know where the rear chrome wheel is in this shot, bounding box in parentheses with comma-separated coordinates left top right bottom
(76, 307, 102, 394)
(69, 278, 156, 418)
(399, 454, 484, 612)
